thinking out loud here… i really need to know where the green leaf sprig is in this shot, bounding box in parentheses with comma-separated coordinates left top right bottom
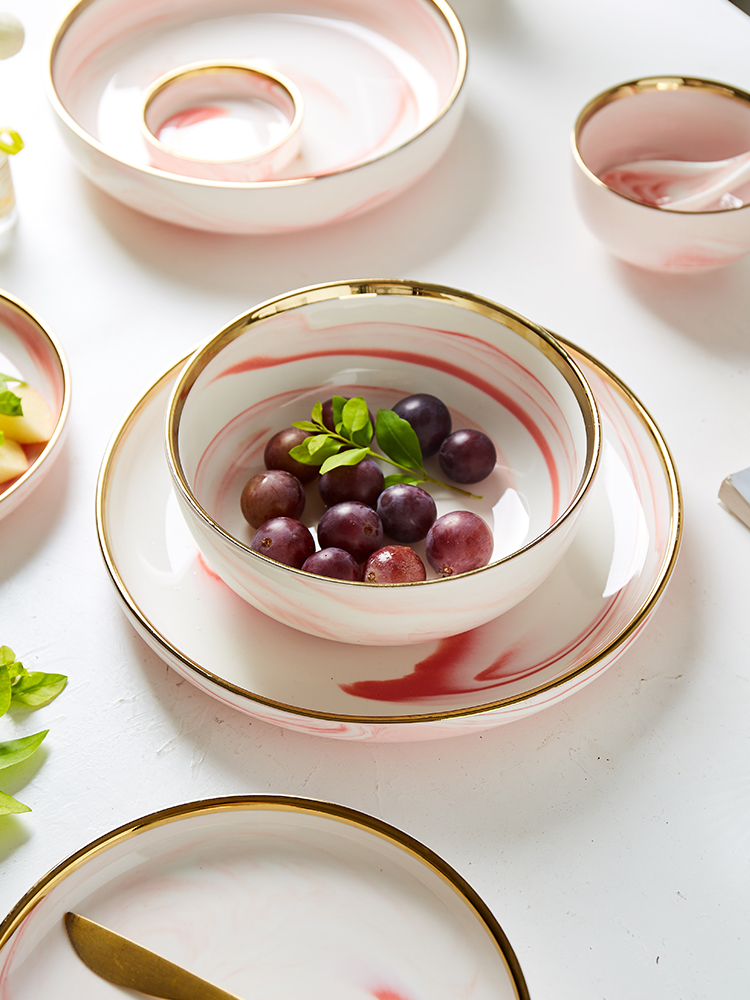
(290, 396, 481, 499)
(0, 373, 24, 449)
(0, 645, 67, 815)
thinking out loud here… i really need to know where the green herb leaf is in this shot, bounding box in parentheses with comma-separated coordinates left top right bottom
(289, 436, 343, 466)
(319, 447, 370, 476)
(0, 373, 24, 387)
(311, 400, 323, 425)
(11, 672, 67, 709)
(0, 789, 31, 815)
(330, 396, 347, 433)
(0, 646, 17, 666)
(0, 665, 10, 718)
(291, 420, 322, 433)
(383, 473, 425, 488)
(375, 409, 424, 470)
(0, 730, 48, 770)
(0, 389, 23, 417)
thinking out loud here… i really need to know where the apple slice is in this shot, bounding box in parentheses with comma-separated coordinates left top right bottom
(0, 437, 28, 484)
(0, 384, 55, 444)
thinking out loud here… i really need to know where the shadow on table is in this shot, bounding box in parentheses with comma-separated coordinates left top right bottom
(76, 109, 501, 298)
(614, 255, 750, 361)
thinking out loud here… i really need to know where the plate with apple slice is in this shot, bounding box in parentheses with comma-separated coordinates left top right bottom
(0, 290, 71, 521)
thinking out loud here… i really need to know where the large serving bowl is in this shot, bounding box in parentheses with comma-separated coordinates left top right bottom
(573, 76, 750, 271)
(47, 0, 467, 233)
(0, 290, 71, 521)
(165, 280, 600, 646)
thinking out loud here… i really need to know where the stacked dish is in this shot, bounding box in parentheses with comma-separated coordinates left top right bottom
(96, 280, 682, 741)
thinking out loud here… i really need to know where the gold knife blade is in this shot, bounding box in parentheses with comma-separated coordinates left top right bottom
(64, 912, 244, 1000)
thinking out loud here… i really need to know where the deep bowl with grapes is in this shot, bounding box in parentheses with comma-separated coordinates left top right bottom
(166, 279, 601, 645)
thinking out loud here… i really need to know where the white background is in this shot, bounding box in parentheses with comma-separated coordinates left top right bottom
(1, 0, 749, 997)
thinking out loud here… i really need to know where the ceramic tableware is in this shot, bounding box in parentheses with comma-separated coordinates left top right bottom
(573, 76, 750, 270)
(96, 337, 680, 741)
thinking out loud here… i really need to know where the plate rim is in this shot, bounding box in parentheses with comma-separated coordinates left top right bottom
(0, 793, 530, 1000)
(93, 313, 682, 727)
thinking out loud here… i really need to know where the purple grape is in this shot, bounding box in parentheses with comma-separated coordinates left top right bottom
(438, 429, 496, 484)
(264, 427, 318, 483)
(425, 510, 494, 577)
(319, 457, 384, 508)
(392, 393, 451, 458)
(250, 517, 315, 569)
(240, 470, 305, 529)
(364, 545, 426, 583)
(321, 397, 374, 436)
(302, 547, 362, 581)
(317, 502, 384, 563)
(376, 484, 436, 543)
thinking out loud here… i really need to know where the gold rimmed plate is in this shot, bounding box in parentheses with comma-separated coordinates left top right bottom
(0, 795, 529, 999)
(93, 338, 681, 741)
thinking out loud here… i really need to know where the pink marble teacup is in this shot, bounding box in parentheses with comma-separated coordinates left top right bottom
(573, 76, 750, 271)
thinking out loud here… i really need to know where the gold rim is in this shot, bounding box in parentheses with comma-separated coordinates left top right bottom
(95, 310, 680, 727)
(165, 278, 601, 589)
(0, 290, 72, 509)
(0, 794, 530, 1000)
(572, 75, 750, 214)
(47, 0, 467, 189)
(141, 61, 304, 166)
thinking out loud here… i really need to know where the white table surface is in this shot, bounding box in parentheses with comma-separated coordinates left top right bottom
(1, 0, 749, 996)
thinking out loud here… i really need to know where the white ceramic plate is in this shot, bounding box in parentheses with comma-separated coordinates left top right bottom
(0, 290, 71, 521)
(0, 796, 529, 999)
(95, 338, 681, 741)
(48, 0, 466, 233)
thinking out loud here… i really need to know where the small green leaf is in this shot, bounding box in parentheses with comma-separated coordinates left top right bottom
(383, 473, 424, 488)
(307, 434, 333, 455)
(311, 400, 323, 425)
(341, 397, 369, 434)
(0, 646, 17, 666)
(289, 437, 342, 466)
(0, 730, 48, 770)
(0, 389, 23, 417)
(291, 420, 322, 433)
(319, 447, 370, 475)
(0, 789, 31, 815)
(0, 430, 4, 447)
(375, 409, 424, 470)
(11, 673, 67, 709)
(0, 666, 10, 718)
(0, 374, 24, 387)
(331, 396, 348, 433)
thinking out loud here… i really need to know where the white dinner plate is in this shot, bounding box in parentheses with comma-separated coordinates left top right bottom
(94, 337, 681, 741)
(0, 796, 529, 998)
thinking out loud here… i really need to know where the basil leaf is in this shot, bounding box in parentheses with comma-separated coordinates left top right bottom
(331, 396, 348, 433)
(0, 389, 23, 417)
(0, 646, 17, 666)
(319, 447, 369, 475)
(11, 672, 67, 708)
(311, 400, 323, 425)
(292, 421, 321, 433)
(0, 730, 48, 770)
(0, 665, 10, 718)
(375, 409, 424, 470)
(384, 473, 424, 488)
(0, 789, 30, 815)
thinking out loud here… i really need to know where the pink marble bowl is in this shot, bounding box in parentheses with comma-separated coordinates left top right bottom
(573, 76, 750, 272)
(165, 280, 601, 646)
(0, 290, 71, 521)
(141, 61, 303, 182)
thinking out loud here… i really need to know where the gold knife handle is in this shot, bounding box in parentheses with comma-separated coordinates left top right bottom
(65, 912, 243, 1000)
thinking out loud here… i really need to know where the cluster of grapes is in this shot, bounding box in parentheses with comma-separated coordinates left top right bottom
(239, 393, 496, 583)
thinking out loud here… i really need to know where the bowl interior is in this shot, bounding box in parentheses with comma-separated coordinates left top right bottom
(51, 0, 462, 181)
(577, 80, 750, 204)
(173, 286, 595, 576)
(0, 294, 68, 506)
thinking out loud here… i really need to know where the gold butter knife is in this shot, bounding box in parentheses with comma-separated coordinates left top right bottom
(64, 912, 243, 1000)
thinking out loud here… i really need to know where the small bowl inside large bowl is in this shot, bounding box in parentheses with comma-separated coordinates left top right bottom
(573, 76, 750, 271)
(0, 290, 71, 521)
(141, 61, 303, 182)
(166, 280, 600, 646)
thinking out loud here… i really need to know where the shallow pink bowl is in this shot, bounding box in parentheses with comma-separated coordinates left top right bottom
(0, 290, 71, 521)
(573, 76, 750, 272)
(166, 280, 600, 646)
